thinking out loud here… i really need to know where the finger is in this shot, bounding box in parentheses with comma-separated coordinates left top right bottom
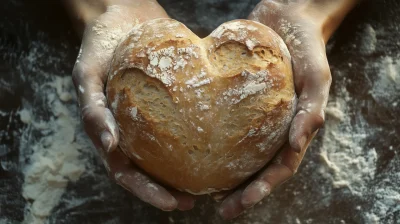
(218, 145, 299, 219)
(217, 134, 315, 218)
(72, 18, 122, 153)
(289, 34, 331, 152)
(71, 9, 144, 154)
(241, 133, 316, 208)
(72, 6, 169, 154)
(72, 11, 134, 154)
(169, 190, 196, 211)
(106, 149, 179, 211)
(218, 189, 245, 220)
(240, 164, 290, 208)
(115, 171, 178, 211)
(72, 62, 119, 153)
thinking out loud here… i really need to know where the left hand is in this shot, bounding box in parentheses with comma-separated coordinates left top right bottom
(66, 0, 196, 211)
(218, 0, 359, 219)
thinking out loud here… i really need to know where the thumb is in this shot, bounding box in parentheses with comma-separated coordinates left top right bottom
(72, 61, 119, 153)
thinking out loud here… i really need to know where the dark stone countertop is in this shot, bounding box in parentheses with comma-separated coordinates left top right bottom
(1, 0, 399, 223)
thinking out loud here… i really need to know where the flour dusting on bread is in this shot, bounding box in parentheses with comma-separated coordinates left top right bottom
(106, 18, 295, 195)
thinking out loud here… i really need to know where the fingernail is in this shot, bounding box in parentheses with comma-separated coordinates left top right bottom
(219, 193, 242, 220)
(101, 131, 113, 153)
(218, 206, 226, 218)
(241, 181, 270, 208)
(219, 205, 236, 220)
(159, 198, 178, 212)
(177, 199, 195, 211)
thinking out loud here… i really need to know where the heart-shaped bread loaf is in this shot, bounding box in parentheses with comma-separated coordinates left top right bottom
(106, 18, 296, 195)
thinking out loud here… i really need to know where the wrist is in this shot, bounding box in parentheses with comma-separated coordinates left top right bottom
(301, 0, 361, 42)
(251, 0, 360, 44)
(64, 0, 160, 36)
(63, 0, 106, 36)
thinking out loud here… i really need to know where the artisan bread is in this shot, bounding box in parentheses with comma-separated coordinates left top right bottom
(106, 18, 296, 195)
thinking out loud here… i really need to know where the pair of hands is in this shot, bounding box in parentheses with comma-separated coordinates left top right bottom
(69, 0, 353, 220)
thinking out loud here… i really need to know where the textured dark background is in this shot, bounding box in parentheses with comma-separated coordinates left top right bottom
(1, 0, 399, 223)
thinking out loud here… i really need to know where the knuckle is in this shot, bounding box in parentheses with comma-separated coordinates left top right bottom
(311, 112, 325, 129)
(320, 66, 332, 83)
(72, 63, 85, 87)
(291, 168, 297, 176)
(283, 163, 297, 177)
(295, 63, 332, 88)
(284, 162, 297, 176)
(81, 106, 99, 125)
(296, 107, 325, 130)
(316, 58, 332, 77)
(311, 64, 331, 82)
(300, 65, 331, 92)
(111, 170, 126, 184)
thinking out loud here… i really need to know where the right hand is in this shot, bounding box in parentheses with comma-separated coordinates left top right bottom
(70, 0, 195, 211)
(218, 0, 359, 219)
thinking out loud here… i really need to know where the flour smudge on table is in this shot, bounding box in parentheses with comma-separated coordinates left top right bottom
(10, 41, 95, 224)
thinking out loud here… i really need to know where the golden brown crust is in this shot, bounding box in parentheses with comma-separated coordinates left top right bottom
(106, 18, 296, 195)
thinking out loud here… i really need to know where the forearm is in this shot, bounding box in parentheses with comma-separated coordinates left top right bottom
(63, 0, 106, 36)
(252, 0, 361, 44)
(63, 0, 159, 36)
(303, 0, 361, 41)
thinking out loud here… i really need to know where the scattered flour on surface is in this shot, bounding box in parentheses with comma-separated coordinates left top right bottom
(366, 56, 400, 107)
(16, 72, 92, 223)
(359, 24, 377, 55)
(319, 51, 400, 222)
(320, 92, 377, 195)
(317, 24, 399, 223)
